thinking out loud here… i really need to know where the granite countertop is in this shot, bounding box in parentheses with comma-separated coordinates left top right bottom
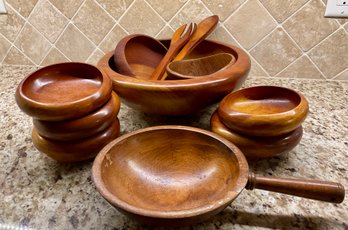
(0, 65, 347, 230)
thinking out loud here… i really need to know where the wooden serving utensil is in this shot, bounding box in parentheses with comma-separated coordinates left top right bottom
(161, 15, 219, 80)
(150, 23, 195, 80)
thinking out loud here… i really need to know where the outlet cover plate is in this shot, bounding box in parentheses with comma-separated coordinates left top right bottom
(0, 0, 6, 14)
(325, 0, 348, 18)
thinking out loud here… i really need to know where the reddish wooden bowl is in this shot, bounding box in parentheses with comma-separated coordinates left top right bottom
(166, 53, 236, 80)
(210, 111, 303, 160)
(33, 92, 120, 141)
(98, 39, 250, 116)
(32, 119, 120, 162)
(92, 126, 344, 226)
(218, 86, 309, 136)
(16, 62, 112, 121)
(114, 34, 167, 78)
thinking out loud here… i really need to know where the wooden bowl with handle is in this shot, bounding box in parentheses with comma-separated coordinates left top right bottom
(218, 86, 309, 136)
(15, 62, 112, 121)
(210, 111, 303, 160)
(33, 92, 120, 141)
(98, 39, 251, 116)
(92, 126, 344, 226)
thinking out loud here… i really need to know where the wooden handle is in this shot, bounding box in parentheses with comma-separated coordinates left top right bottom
(245, 173, 345, 203)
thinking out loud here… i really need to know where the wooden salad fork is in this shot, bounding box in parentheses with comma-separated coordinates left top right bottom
(150, 23, 196, 80)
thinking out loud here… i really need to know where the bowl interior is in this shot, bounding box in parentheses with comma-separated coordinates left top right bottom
(167, 53, 235, 78)
(22, 63, 103, 105)
(224, 86, 301, 115)
(99, 128, 243, 213)
(111, 39, 239, 80)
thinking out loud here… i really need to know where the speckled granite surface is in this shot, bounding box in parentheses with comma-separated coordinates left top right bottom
(0, 65, 347, 230)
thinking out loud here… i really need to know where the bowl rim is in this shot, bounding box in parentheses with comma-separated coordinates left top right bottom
(97, 39, 251, 90)
(92, 125, 249, 219)
(16, 62, 112, 119)
(218, 85, 309, 118)
(210, 110, 304, 159)
(33, 92, 120, 140)
(114, 34, 169, 76)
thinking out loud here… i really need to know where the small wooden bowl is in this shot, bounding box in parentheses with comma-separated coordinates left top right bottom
(166, 53, 236, 80)
(16, 62, 112, 121)
(218, 86, 309, 136)
(114, 34, 168, 78)
(33, 92, 120, 141)
(98, 39, 250, 116)
(32, 119, 120, 162)
(210, 111, 303, 160)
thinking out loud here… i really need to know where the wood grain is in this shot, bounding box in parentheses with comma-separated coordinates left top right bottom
(15, 62, 112, 121)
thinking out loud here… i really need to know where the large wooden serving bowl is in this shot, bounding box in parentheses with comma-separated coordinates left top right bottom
(92, 126, 344, 226)
(98, 40, 250, 116)
(218, 86, 309, 136)
(16, 63, 112, 121)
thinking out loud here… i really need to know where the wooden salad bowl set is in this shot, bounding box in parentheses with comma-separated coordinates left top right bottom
(15, 15, 345, 226)
(15, 63, 121, 162)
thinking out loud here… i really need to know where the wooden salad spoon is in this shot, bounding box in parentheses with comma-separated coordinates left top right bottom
(161, 15, 219, 80)
(150, 23, 195, 80)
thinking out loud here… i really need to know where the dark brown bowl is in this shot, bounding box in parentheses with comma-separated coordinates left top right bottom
(32, 119, 120, 162)
(16, 62, 112, 121)
(218, 86, 309, 136)
(210, 111, 303, 160)
(114, 34, 168, 77)
(33, 92, 120, 141)
(98, 39, 250, 116)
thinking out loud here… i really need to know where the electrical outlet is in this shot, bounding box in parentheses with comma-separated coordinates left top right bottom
(325, 0, 348, 18)
(0, 0, 7, 14)
(336, 0, 348, 6)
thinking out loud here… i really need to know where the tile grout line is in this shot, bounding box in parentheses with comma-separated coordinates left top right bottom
(142, 0, 171, 33)
(37, 0, 89, 66)
(88, 0, 139, 57)
(2, 2, 42, 66)
(200, 0, 273, 78)
(91, 0, 128, 52)
(0, 33, 12, 64)
(277, 26, 328, 79)
(331, 67, 348, 80)
(109, 0, 140, 34)
(165, 0, 193, 30)
(246, 0, 314, 53)
(250, 0, 335, 78)
(221, 0, 251, 25)
(155, 0, 194, 33)
(1, 0, 347, 81)
(253, 0, 342, 78)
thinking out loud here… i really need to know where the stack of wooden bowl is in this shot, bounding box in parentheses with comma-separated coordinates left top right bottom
(211, 86, 309, 160)
(15, 63, 121, 162)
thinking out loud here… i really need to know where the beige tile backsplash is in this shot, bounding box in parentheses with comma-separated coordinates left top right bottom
(0, 0, 347, 80)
